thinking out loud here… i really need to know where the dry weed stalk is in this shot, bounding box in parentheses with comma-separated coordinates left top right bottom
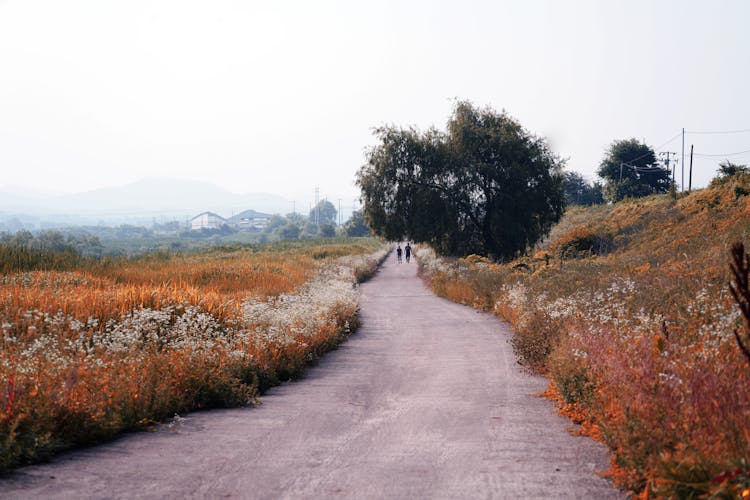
(729, 242, 750, 367)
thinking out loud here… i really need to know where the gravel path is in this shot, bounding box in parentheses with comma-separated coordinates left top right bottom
(2, 251, 622, 499)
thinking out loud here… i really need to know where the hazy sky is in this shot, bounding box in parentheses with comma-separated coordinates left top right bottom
(1, 0, 749, 205)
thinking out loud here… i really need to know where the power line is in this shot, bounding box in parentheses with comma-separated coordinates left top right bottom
(693, 148, 750, 158)
(686, 128, 750, 135)
(654, 131, 683, 152)
(618, 131, 682, 170)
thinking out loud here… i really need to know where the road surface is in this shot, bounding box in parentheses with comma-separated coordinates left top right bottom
(2, 251, 621, 499)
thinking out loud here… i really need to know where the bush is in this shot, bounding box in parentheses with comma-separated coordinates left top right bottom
(510, 308, 563, 370)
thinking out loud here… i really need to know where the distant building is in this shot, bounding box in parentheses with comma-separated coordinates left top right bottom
(190, 211, 226, 230)
(227, 210, 271, 231)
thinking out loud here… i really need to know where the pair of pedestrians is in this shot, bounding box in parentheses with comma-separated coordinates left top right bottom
(396, 243, 411, 264)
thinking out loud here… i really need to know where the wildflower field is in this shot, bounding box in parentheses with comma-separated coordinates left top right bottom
(417, 174, 750, 497)
(0, 238, 387, 472)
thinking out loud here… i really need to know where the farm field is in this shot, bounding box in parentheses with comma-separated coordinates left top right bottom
(0, 237, 387, 472)
(417, 174, 750, 497)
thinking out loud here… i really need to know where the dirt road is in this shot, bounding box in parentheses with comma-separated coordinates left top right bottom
(2, 252, 621, 499)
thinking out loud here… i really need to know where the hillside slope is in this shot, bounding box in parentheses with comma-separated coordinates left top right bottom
(418, 174, 750, 497)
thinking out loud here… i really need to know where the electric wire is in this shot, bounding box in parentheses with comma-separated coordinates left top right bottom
(617, 131, 682, 170)
(692, 148, 750, 158)
(685, 128, 750, 135)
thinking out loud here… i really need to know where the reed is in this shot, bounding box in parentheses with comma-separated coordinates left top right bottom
(0, 238, 386, 472)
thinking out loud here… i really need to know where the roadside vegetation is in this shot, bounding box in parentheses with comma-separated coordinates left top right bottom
(417, 173, 750, 497)
(0, 237, 387, 472)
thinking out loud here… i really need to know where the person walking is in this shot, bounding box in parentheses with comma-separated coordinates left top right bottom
(396, 244, 403, 263)
(405, 243, 412, 263)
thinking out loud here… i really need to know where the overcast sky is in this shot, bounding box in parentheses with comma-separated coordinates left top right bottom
(1, 0, 749, 205)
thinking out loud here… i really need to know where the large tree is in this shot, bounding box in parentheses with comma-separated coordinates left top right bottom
(597, 139, 671, 202)
(309, 200, 337, 225)
(356, 101, 565, 260)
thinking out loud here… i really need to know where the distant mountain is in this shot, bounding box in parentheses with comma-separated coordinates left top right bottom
(0, 178, 293, 227)
(0, 185, 67, 209)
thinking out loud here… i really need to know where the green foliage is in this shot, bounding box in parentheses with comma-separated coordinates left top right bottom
(357, 100, 565, 260)
(597, 138, 671, 202)
(319, 223, 336, 238)
(278, 223, 302, 240)
(343, 210, 371, 237)
(0, 231, 103, 273)
(263, 214, 287, 233)
(301, 222, 318, 238)
(710, 162, 750, 199)
(309, 200, 337, 225)
(717, 160, 749, 179)
(563, 171, 604, 206)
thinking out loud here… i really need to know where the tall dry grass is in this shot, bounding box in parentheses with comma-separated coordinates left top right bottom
(417, 174, 750, 497)
(0, 239, 387, 472)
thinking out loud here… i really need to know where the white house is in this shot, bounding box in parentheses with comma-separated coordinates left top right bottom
(229, 210, 271, 231)
(190, 211, 226, 230)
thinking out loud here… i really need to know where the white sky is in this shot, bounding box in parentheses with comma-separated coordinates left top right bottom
(1, 0, 749, 204)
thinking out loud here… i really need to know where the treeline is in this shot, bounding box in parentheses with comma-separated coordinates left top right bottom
(565, 156, 748, 207)
(357, 100, 745, 260)
(0, 230, 101, 273)
(260, 206, 370, 241)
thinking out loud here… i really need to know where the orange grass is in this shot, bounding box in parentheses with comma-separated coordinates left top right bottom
(0, 239, 383, 471)
(419, 174, 750, 497)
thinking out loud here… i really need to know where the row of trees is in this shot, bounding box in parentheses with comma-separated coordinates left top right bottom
(260, 202, 369, 240)
(562, 139, 671, 206)
(358, 100, 744, 259)
(0, 230, 104, 258)
(552, 140, 746, 206)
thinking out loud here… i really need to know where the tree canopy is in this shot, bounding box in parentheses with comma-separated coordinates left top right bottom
(596, 139, 671, 202)
(309, 200, 337, 225)
(717, 160, 749, 179)
(343, 210, 370, 237)
(356, 101, 565, 260)
(563, 171, 604, 206)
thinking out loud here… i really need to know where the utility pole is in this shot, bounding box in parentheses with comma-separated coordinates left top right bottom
(619, 162, 624, 181)
(337, 198, 342, 226)
(689, 144, 694, 192)
(659, 151, 678, 180)
(681, 128, 685, 192)
(314, 187, 320, 225)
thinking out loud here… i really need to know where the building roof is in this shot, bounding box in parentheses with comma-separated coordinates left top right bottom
(190, 211, 226, 222)
(226, 209, 272, 224)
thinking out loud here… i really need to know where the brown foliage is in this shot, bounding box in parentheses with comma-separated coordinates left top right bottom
(419, 179, 750, 496)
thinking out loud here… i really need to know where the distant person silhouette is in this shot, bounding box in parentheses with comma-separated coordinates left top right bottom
(405, 243, 412, 263)
(396, 244, 402, 263)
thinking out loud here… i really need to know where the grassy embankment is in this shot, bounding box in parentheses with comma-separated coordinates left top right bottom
(0, 238, 387, 472)
(417, 175, 750, 497)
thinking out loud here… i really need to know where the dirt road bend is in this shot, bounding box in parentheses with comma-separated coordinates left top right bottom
(3, 251, 621, 499)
